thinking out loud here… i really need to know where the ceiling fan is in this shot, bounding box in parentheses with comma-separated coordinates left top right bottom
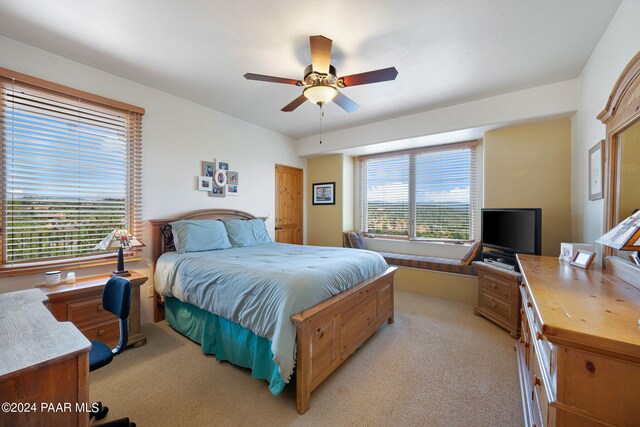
(244, 35, 398, 113)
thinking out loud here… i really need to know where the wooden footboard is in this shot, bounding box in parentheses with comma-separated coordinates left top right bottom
(291, 266, 396, 414)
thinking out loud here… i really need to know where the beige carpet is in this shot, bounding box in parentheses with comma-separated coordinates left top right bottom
(91, 291, 523, 426)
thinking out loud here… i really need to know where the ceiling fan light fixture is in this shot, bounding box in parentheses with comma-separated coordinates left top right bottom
(303, 85, 338, 106)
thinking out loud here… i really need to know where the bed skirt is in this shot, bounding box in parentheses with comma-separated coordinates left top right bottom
(164, 297, 286, 395)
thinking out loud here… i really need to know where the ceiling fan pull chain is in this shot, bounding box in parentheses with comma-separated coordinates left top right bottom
(319, 104, 324, 144)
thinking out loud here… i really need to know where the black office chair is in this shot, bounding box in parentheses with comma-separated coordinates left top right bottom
(89, 276, 136, 427)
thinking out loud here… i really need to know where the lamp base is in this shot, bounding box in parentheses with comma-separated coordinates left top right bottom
(112, 270, 131, 277)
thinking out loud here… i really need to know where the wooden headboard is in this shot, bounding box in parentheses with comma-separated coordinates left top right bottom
(148, 208, 257, 322)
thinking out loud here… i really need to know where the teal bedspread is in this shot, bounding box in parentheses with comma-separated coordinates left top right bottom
(164, 296, 285, 394)
(154, 242, 388, 385)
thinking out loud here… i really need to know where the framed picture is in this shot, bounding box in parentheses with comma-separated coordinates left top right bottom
(588, 140, 604, 201)
(214, 169, 227, 187)
(570, 249, 596, 269)
(312, 182, 335, 205)
(227, 171, 239, 185)
(201, 161, 214, 177)
(197, 176, 212, 191)
(215, 158, 229, 171)
(226, 184, 239, 196)
(209, 185, 225, 197)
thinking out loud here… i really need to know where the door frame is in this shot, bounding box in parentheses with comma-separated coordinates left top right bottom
(275, 164, 304, 244)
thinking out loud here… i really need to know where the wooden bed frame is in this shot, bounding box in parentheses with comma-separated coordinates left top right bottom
(149, 209, 396, 414)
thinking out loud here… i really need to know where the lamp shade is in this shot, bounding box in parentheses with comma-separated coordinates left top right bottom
(95, 228, 144, 251)
(303, 85, 338, 105)
(596, 210, 640, 251)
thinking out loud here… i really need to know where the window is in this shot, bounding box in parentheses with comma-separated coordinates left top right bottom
(357, 141, 478, 240)
(0, 68, 144, 274)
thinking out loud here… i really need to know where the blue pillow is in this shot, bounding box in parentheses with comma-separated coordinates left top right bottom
(170, 220, 232, 253)
(223, 219, 271, 247)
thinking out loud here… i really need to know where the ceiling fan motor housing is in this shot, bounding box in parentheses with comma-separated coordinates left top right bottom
(303, 64, 338, 86)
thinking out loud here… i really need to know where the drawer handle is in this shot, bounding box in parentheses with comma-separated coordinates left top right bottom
(490, 283, 497, 289)
(97, 304, 104, 311)
(533, 375, 541, 387)
(97, 329, 106, 337)
(492, 303, 498, 308)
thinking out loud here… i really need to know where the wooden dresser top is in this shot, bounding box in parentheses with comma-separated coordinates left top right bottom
(0, 289, 90, 380)
(517, 254, 640, 361)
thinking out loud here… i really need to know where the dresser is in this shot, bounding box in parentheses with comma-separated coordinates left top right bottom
(516, 254, 640, 427)
(473, 261, 522, 338)
(0, 289, 91, 427)
(37, 272, 148, 348)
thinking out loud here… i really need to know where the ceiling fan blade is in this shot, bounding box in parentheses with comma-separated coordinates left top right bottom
(333, 92, 360, 113)
(244, 73, 302, 85)
(281, 95, 307, 112)
(339, 67, 398, 87)
(310, 35, 332, 75)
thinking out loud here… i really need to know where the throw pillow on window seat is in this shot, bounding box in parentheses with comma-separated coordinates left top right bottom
(347, 232, 366, 249)
(460, 238, 482, 265)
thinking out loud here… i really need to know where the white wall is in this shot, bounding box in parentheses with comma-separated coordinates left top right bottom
(0, 35, 305, 324)
(297, 80, 578, 157)
(571, 0, 640, 246)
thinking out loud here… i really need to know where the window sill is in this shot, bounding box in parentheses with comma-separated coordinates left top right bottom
(0, 252, 142, 278)
(365, 236, 474, 246)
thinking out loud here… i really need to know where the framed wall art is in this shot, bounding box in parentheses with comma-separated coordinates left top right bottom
(214, 169, 227, 187)
(209, 185, 225, 197)
(588, 140, 604, 201)
(197, 176, 212, 191)
(201, 161, 214, 177)
(215, 158, 230, 171)
(312, 182, 335, 205)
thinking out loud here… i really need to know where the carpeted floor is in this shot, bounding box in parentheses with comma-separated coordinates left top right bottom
(90, 291, 523, 426)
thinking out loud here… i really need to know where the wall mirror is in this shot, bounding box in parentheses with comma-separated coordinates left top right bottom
(598, 50, 640, 273)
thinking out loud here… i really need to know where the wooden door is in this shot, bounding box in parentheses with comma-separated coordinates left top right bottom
(275, 164, 303, 244)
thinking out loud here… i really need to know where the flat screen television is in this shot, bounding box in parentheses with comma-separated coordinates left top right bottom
(481, 208, 542, 255)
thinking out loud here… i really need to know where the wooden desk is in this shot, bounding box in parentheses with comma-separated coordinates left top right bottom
(37, 272, 148, 348)
(516, 254, 640, 427)
(0, 289, 91, 427)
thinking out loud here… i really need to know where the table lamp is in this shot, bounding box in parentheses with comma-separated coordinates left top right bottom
(95, 228, 144, 276)
(596, 210, 640, 266)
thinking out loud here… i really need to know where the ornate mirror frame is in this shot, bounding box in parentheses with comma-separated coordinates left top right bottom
(597, 50, 640, 259)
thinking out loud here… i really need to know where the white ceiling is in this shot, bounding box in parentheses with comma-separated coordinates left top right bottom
(0, 0, 621, 139)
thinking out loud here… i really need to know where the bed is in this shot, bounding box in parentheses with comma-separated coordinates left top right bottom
(150, 209, 396, 414)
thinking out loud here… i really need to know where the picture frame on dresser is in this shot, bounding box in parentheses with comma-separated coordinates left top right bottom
(569, 249, 596, 269)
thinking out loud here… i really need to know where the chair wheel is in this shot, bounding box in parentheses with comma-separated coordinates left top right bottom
(91, 401, 109, 421)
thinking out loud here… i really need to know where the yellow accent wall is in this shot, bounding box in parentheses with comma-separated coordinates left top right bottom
(307, 154, 354, 247)
(484, 119, 571, 256)
(618, 122, 640, 222)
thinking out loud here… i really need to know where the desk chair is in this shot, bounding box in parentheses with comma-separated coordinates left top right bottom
(90, 276, 136, 427)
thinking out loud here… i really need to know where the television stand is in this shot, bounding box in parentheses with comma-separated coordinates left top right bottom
(482, 250, 519, 272)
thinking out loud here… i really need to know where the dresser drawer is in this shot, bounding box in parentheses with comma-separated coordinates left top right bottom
(80, 319, 120, 348)
(480, 291, 511, 320)
(67, 297, 116, 326)
(481, 273, 511, 301)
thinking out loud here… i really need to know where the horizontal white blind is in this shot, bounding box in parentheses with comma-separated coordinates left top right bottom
(0, 76, 143, 266)
(359, 154, 410, 236)
(358, 143, 477, 240)
(414, 148, 475, 239)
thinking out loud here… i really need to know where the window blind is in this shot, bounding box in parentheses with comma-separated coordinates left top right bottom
(357, 142, 477, 240)
(0, 69, 143, 271)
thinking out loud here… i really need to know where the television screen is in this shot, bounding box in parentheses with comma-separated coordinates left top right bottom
(482, 208, 541, 255)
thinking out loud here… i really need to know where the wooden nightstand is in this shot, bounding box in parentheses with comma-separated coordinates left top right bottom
(473, 261, 522, 338)
(37, 271, 148, 348)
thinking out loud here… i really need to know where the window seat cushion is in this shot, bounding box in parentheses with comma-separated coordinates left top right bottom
(376, 251, 477, 276)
